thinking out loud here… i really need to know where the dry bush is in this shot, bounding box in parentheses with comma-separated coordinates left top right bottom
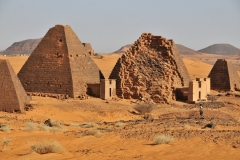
(69, 123, 80, 127)
(115, 122, 125, 127)
(183, 124, 191, 130)
(133, 103, 155, 115)
(81, 122, 98, 128)
(23, 121, 36, 131)
(1, 137, 12, 151)
(0, 125, 11, 132)
(83, 129, 103, 137)
(39, 123, 66, 132)
(153, 135, 174, 145)
(31, 140, 65, 154)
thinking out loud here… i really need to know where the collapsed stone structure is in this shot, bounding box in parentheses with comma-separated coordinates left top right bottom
(18, 25, 104, 98)
(0, 60, 30, 112)
(208, 59, 240, 91)
(82, 43, 95, 56)
(109, 33, 191, 103)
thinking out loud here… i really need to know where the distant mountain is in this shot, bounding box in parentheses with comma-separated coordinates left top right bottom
(176, 44, 202, 55)
(113, 44, 132, 54)
(113, 43, 201, 55)
(1, 38, 42, 55)
(198, 44, 240, 55)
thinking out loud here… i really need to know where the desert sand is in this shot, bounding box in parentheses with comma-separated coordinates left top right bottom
(0, 55, 240, 160)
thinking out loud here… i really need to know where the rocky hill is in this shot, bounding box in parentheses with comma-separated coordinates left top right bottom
(198, 44, 240, 55)
(1, 38, 42, 55)
(176, 44, 202, 55)
(114, 44, 201, 55)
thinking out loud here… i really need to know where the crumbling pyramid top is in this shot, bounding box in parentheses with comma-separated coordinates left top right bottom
(208, 59, 240, 91)
(18, 25, 103, 98)
(109, 33, 190, 103)
(0, 59, 29, 113)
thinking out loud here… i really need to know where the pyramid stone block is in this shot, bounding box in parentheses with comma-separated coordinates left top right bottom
(208, 59, 240, 91)
(0, 60, 29, 113)
(109, 33, 191, 103)
(18, 25, 103, 98)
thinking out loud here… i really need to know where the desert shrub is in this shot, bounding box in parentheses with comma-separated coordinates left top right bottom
(0, 125, 11, 132)
(23, 121, 36, 131)
(133, 103, 155, 115)
(69, 123, 80, 127)
(39, 123, 66, 132)
(115, 122, 125, 127)
(81, 122, 98, 128)
(83, 129, 103, 137)
(153, 135, 174, 145)
(183, 124, 191, 130)
(31, 140, 65, 154)
(1, 137, 12, 151)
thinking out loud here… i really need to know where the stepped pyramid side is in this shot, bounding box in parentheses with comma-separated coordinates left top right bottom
(109, 33, 191, 103)
(208, 59, 240, 91)
(0, 60, 29, 112)
(18, 25, 103, 98)
(64, 26, 104, 97)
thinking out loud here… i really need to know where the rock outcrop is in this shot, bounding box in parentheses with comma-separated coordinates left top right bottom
(109, 33, 191, 103)
(1, 38, 42, 55)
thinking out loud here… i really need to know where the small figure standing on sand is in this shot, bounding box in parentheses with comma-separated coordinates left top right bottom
(200, 105, 204, 117)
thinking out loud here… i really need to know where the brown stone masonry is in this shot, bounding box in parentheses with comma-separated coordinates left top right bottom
(208, 59, 240, 91)
(0, 60, 29, 113)
(18, 25, 103, 98)
(109, 33, 190, 103)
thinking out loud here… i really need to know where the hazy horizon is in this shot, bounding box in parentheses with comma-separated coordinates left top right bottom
(0, 0, 239, 53)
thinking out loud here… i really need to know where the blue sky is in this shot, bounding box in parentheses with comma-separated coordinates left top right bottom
(0, 0, 239, 53)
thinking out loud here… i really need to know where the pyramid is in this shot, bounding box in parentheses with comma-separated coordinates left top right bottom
(0, 60, 29, 113)
(109, 33, 191, 103)
(208, 59, 240, 91)
(18, 25, 104, 98)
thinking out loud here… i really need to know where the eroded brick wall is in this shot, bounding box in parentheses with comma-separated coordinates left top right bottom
(109, 33, 190, 103)
(0, 60, 29, 112)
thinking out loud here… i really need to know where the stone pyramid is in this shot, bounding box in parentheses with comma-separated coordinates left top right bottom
(208, 59, 240, 91)
(109, 33, 191, 103)
(0, 60, 29, 112)
(18, 25, 104, 98)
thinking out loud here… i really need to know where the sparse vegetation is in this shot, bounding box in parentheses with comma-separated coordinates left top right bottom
(183, 124, 191, 130)
(0, 125, 11, 132)
(69, 123, 80, 127)
(115, 121, 125, 127)
(23, 121, 36, 131)
(83, 129, 103, 137)
(81, 122, 98, 128)
(1, 137, 12, 151)
(31, 140, 65, 154)
(39, 122, 66, 132)
(133, 103, 155, 115)
(153, 135, 174, 145)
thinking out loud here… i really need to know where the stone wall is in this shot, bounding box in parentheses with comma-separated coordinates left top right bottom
(109, 33, 191, 103)
(82, 43, 95, 56)
(18, 25, 103, 98)
(208, 59, 240, 91)
(0, 60, 29, 112)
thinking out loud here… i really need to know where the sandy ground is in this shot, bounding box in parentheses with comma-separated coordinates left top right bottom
(0, 55, 240, 160)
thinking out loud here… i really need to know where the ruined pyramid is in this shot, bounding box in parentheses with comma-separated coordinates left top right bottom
(109, 33, 191, 103)
(208, 59, 240, 91)
(18, 25, 104, 98)
(0, 60, 29, 113)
